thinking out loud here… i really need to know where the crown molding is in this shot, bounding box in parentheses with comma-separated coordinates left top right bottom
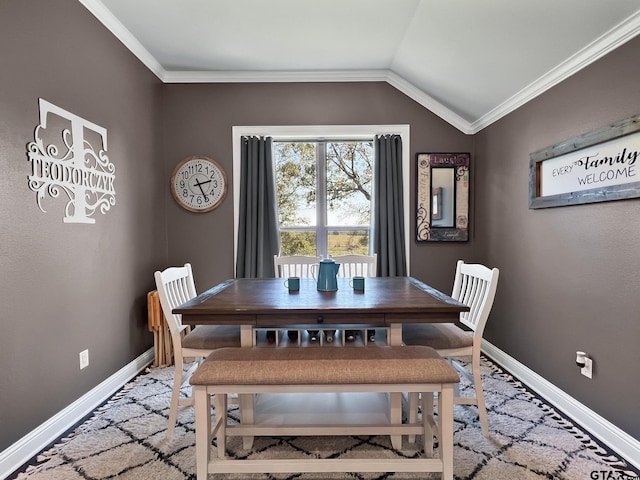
(78, 0, 165, 79)
(163, 69, 475, 134)
(469, 9, 640, 134)
(383, 71, 473, 134)
(161, 69, 389, 84)
(83, 0, 640, 135)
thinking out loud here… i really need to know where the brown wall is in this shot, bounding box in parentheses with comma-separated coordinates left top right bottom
(160, 82, 477, 294)
(0, 1, 164, 451)
(475, 35, 640, 439)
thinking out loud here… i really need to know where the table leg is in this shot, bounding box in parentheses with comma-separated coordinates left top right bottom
(241, 324, 253, 347)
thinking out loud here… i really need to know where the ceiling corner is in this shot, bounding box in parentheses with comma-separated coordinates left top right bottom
(79, 0, 167, 81)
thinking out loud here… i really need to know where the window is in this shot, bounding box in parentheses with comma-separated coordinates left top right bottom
(274, 140, 373, 257)
(232, 125, 410, 270)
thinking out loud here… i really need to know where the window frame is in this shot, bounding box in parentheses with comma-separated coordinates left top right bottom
(232, 125, 411, 274)
(274, 139, 374, 257)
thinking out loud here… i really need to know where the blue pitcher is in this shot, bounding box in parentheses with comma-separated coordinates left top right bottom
(316, 258, 340, 291)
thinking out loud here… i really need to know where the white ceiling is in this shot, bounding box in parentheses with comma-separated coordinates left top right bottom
(82, 0, 640, 133)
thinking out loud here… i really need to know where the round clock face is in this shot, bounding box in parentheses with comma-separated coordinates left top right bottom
(170, 156, 228, 213)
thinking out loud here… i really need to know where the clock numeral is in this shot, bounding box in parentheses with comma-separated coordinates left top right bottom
(188, 163, 203, 174)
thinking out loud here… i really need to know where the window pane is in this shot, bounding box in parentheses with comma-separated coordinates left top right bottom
(280, 230, 317, 256)
(274, 140, 372, 257)
(327, 230, 369, 256)
(274, 142, 316, 227)
(326, 142, 372, 227)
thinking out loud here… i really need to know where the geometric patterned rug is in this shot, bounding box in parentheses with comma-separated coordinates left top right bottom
(11, 356, 640, 480)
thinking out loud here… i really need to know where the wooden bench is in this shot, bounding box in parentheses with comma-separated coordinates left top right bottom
(190, 345, 460, 479)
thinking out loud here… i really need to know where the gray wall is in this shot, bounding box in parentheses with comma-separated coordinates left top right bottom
(0, 1, 164, 451)
(475, 35, 640, 439)
(2, 0, 639, 463)
(160, 82, 477, 294)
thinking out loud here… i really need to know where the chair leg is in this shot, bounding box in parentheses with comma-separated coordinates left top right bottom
(471, 350, 489, 437)
(450, 359, 461, 398)
(407, 392, 419, 443)
(166, 355, 184, 439)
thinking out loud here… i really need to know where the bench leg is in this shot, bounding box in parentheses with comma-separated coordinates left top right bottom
(240, 325, 256, 449)
(194, 387, 211, 480)
(438, 385, 454, 480)
(213, 393, 228, 458)
(390, 392, 403, 450)
(422, 392, 434, 457)
(239, 393, 255, 449)
(407, 392, 420, 443)
(388, 324, 404, 449)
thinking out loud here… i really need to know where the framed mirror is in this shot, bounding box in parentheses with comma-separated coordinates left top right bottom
(416, 152, 470, 242)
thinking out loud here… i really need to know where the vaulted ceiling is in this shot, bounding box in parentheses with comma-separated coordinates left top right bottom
(82, 0, 640, 133)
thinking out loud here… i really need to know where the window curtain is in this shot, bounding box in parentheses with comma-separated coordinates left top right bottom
(236, 136, 280, 278)
(373, 134, 407, 276)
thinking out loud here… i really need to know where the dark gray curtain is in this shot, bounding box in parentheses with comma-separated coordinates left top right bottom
(373, 134, 407, 276)
(236, 136, 280, 278)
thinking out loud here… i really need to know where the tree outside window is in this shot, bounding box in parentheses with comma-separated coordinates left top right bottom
(274, 140, 373, 257)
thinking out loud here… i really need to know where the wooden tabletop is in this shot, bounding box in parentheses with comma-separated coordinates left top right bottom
(176, 277, 468, 327)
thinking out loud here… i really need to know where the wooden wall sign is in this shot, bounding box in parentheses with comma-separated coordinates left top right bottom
(529, 114, 640, 209)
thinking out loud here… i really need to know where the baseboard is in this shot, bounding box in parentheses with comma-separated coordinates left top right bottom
(3, 345, 639, 476)
(0, 348, 154, 480)
(482, 340, 640, 470)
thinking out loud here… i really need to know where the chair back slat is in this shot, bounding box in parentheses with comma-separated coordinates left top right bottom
(274, 255, 322, 278)
(331, 254, 377, 278)
(451, 260, 499, 337)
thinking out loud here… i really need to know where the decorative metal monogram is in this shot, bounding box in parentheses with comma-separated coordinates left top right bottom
(27, 99, 115, 224)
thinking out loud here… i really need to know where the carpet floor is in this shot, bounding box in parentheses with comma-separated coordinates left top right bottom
(12, 356, 640, 480)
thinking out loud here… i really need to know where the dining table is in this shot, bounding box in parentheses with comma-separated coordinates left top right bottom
(174, 276, 468, 449)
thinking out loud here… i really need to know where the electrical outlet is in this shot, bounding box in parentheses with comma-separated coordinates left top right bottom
(581, 357, 592, 379)
(79, 349, 89, 369)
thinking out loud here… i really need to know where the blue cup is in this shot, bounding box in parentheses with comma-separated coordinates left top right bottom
(350, 276, 365, 291)
(284, 276, 300, 292)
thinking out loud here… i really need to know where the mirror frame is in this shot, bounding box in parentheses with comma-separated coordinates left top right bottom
(416, 152, 470, 242)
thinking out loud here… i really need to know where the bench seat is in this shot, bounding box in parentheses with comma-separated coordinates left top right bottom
(190, 345, 459, 479)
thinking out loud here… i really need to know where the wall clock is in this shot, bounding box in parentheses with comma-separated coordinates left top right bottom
(170, 156, 228, 213)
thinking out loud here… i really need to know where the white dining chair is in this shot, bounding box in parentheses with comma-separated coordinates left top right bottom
(332, 253, 377, 278)
(332, 254, 378, 342)
(403, 260, 499, 437)
(154, 263, 241, 439)
(273, 255, 322, 342)
(274, 254, 322, 278)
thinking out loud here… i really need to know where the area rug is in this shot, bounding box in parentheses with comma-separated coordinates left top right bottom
(12, 356, 639, 480)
